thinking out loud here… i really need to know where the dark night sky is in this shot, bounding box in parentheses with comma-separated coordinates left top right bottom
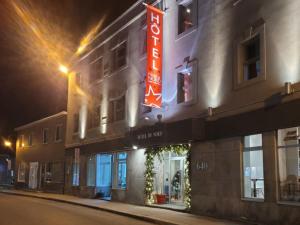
(0, 0, 137, 138)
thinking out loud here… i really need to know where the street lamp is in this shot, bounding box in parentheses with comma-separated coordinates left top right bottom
(58, 64, 69, 75)
(4, 140, 12, 148)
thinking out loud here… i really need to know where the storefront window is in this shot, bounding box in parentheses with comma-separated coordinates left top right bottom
(242, 134, 265, 199)
(72, 148, 80, 186)
(117, 152, 127, 189)
(87, 155, 96, 186)
(278, 127, 300, 202)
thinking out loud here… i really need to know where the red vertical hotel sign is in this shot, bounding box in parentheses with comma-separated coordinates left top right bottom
(144, 5, 163, 108)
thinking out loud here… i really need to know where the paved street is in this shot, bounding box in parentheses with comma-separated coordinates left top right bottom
(0, 194, 154, 225)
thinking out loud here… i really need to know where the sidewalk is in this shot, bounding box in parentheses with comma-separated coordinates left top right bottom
(0, 189, 252, 225)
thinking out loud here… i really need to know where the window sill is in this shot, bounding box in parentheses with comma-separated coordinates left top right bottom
(176, 26, 197, 42)
(112, 187, 127, 191)
(234, 74, 266, 90)
(277, 201, 300, 207)
(241, 197, 265, 203)
(109, 64, 128, 77)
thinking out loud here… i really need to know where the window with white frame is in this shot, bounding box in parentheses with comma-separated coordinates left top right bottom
(235, 21, 266, 88)
(17, 162, 26, 182)
(242, 35, 260, 81)
(242, 134, 265, 199)
(278, 127, 300, 202)
(55, 125, 62, 142)
(176, 60, 197, 104)
(116, 152, 127, 189)
(19, 135, 24, 148)
(42, 128, 49, 144)
(177, 67, 193, 104)
(75, 73, 82, 87)
(178, 0, 196, 35)
(90, 57, 103, 83)
(28, 133, 32, 146)
(111, 42, 127, 72)
(108, 95, 125, 123)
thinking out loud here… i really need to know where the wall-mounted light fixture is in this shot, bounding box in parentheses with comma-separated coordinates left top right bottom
(157, 114, 162, 123)
(207, 107, 213, 117)
(284, 82, 294, 95)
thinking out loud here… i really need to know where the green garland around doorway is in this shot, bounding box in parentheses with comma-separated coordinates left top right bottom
(144, 144, 191, 209)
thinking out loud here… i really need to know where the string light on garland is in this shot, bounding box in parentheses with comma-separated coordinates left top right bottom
(144, 144, 191, 210)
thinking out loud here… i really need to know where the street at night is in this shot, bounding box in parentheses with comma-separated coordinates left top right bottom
(0, 194, 153, 225)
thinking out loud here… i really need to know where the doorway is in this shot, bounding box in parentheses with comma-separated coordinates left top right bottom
(28, 162, 39, 189)
(96, 154, 113, 200)
(155, 152, 185, 208)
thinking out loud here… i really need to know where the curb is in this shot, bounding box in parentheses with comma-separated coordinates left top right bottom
(0, 191, 175, 225)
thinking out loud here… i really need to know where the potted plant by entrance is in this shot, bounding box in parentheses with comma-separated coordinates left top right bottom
(154, 161, 166, 204)
(155, 193, 166, 204)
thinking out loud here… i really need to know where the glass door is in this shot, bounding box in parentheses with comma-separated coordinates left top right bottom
(96, 154, 113, 200)
(169, 157, 184, 205)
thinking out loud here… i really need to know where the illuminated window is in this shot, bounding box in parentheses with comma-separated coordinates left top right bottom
(72, 149, 80, 186)
(116, 152, 127, 189)
(242, 134, 265, 199)
(177, 68, 193, 104)
(19, 135, 24, 148)
(278, 127, 300, 203)
(55, 125, 62, 142)
(178, 0, 195, 35)
(90, 57, 103, 83)
(42, 128, 49, 144)
(17, 162, 26, 182)
(111, 42, 127, 72)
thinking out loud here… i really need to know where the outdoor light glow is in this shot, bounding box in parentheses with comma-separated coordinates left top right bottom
(76, 17, 106, 56)
(186, 8, 191, 13)
(9, 1, 74, 76)
(59, 64, 69, 75)
(4, 140, 12, 148)
(132, 145, 138, 150)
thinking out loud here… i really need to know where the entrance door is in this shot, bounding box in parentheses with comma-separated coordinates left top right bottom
(28, 162, 39, 189)
(96, 154, 113, 200)
(169, 157, 185, 205)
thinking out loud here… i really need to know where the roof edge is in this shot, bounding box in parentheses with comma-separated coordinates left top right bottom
(14, 111, 67, 131)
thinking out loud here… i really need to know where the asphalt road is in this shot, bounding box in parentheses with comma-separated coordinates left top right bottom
(0, 193, 154, 225)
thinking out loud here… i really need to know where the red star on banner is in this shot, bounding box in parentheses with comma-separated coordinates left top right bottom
(145, 84, 162, 108)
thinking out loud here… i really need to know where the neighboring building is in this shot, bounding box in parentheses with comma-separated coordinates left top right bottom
(15, 112, 67, 193)
(65, 0, 300, 224)
(0, 145, 15, 186)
